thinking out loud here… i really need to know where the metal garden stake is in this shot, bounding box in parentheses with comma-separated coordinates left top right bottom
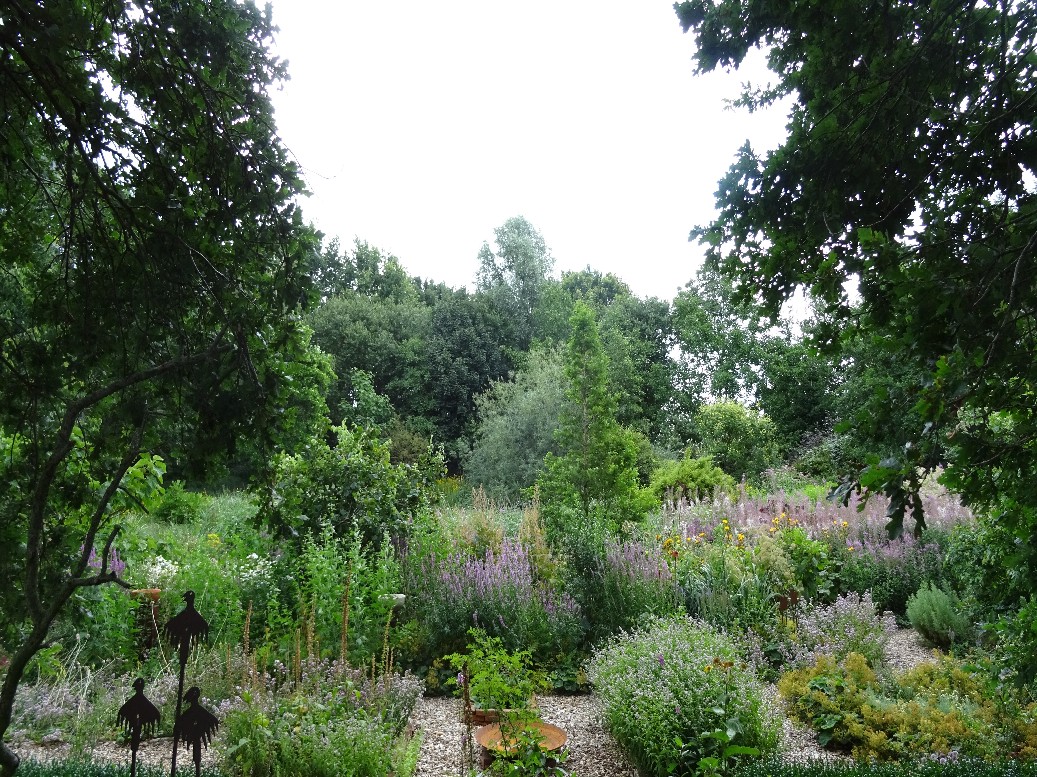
(176, 686, 219, 777)
(117, 678, 161, 777)
(163, 590, 210, 776)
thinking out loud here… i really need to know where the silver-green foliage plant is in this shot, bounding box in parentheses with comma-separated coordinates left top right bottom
(464, 345, 567, 502)
(588, 615, 779, 777)
(906, 583, 970, 651)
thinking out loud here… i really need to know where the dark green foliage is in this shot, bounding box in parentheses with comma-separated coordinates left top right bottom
(537, 303, 656, 538)
(650, 455, 735, 505)
(735, 758, 1037, 777)
(0, 1, 327, 765)
(675, 0, 1037, 676)
(151, 482, 206, 525)
(262, 424, 443, 547)
(907, 583, 971, 650)
(693, 402, 782, 483)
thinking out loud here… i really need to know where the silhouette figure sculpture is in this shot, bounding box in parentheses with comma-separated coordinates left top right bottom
(163, 590, 210, 776)
(117, 678, 161, 777)
(175, 687, 219, 777)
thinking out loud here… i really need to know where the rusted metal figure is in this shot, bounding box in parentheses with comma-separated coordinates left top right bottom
(117, 678, 161, 777)
(175, 686, 219, 777)
(163, 590, 209, 776)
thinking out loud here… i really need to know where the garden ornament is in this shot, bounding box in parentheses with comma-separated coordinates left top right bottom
(117, 678, 160, 777)
(163, 590, 209, 776)
(175, 686, 219, 777)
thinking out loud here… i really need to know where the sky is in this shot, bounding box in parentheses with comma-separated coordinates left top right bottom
(267, 2, 791, 303)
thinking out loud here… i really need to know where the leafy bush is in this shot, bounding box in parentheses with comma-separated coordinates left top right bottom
(692, 401, 782, 483)
(564, 535, 680, 646)
(651, 455, 737, 505)
(670, 539, 779, 639)
(783, 592, 896, 669)
(151, 480, 206, 525)
(588, 615, 780, 777)
(296, 523, 400, 667)
(778, 653, 1037, 760)
(262, 423, 442, 547)
(445, 629, 546, 712)
(907, 583, 971, 650)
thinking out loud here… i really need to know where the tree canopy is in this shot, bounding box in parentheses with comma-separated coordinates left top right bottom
(0, 1, 322, 770)
(677, 0, 1037, 673)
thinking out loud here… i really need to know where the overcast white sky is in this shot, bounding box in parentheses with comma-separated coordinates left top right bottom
(267, 2, 790, 302)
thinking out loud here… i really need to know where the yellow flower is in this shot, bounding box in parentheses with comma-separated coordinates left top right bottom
(769, 527, 777, 533)
(737, 533, 744, 541)
(206, 533, 221, 548)
(703, 664, 713, 672)
(841, 521, 849, 528)
(848, 546, 855, 552)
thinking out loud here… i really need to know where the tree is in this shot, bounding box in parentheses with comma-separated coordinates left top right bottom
(0, 2, 320, 771)
(676, 0, 1037, 674)
(537, 302, 655, 538)
(464, 345, 568, 501)
(476, 216, 556, 351)
(423, 288, 515, 469)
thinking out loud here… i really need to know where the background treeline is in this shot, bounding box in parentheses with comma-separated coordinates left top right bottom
(292, 216, 904, 503)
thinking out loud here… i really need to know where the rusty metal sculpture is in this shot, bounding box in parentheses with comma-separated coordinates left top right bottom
(175, 686, 219, 777)
(117, 678, 161, 777)
(163, 590, 209, 776)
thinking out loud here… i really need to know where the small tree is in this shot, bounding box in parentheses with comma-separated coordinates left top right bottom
(693, 401, 781, 483)
(537, 303, 655, 539)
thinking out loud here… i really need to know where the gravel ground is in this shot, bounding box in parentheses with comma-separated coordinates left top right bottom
(12, 629, 938, 775)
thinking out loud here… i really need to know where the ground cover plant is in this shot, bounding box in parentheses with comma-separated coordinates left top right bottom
(778, 652, 1037, 761)
(735, 759, 1037, 777)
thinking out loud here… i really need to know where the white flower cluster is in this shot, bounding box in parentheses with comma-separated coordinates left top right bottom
(238, 552, 274, 587)
(141, 555, 179, 588)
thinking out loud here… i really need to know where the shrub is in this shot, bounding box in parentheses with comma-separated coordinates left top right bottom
(783, 592, 896, 669)
(692, 401, 782, 483)
(261, 423, 442, 547)
(152, 481, 206, 525)
(565, 535, 680, 645)
(651, 455, 736, 506)
(907, 583, 971, 650)
(671, 540, 779, 639)
(588, 615, 780, 777)
(778, 653, 1037, 761)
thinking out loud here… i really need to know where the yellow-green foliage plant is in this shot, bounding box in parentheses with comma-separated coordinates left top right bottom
(778, 652, 1037, 761)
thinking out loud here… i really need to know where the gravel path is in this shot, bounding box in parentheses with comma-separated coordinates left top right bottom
(409, 629, 937, 776)
(12, 630, 937, 775)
